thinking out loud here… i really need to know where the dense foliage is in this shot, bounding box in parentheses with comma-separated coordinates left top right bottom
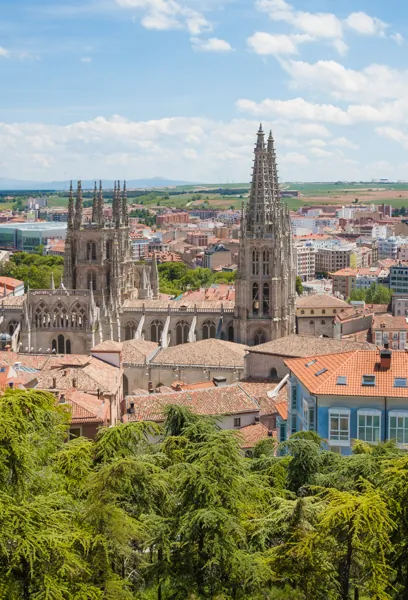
(129, 208, 157, 227)
(158, 262, 236, 296)
(0, 252, 63, 290)
(296, 275, 303, 295)
(349, 282, 392, 305)
(2, 390, 408, 599)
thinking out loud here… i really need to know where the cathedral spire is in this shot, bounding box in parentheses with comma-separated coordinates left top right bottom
(97, 180, 105, 228)
(246, 127, 273, 235)
(122, 181, 129, 226)
(267, 130, 280, 206)
(67, 181, 75, 230)
(114, 180, 122, 228)
(73, 180, 83, 230)
(91, 181, 98, 223)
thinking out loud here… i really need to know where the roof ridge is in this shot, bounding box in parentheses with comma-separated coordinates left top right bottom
(237, 383, 261, 410)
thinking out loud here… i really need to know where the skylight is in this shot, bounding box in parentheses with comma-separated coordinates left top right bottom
(362, 375, 376, 386)
(394, 378, 407, 388)
(305, 359, 317, 367)
(315, 368, 328, 377)
(337, 376, 347, 385)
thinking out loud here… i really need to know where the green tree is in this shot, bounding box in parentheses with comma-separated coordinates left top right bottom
(296, 276, 304, 295)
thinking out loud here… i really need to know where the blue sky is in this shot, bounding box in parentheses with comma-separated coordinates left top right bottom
(1, 0, 408, 182)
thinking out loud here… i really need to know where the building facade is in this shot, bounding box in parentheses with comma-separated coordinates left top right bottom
(2, 128, 295, 352)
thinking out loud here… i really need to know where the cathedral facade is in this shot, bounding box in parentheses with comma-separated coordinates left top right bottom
(2, 127, 296, 354)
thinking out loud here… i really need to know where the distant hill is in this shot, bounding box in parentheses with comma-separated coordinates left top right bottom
(0, 177, 193, 191)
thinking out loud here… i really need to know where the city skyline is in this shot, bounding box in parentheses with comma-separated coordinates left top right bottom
(1, 0, 408, 182)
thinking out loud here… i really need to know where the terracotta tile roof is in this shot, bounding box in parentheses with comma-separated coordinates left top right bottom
(35, 356, 121, 394)
(238, 380, 277, 415)
(239, 423, 272, 449)
(274, 399, 288, 420)
(373, 314, 408, 331)
(126, 384, 259, 422)
(332, 268, 358, 277)
(247, 334, 375, 357)
(91, 340, 122, 352)
(0, 276, 24, 288)
(123, 298, 235, 310)
(63, 389, 110, 424)
(152, 339, 247, 367)
(296, 294, 350, 308)
(285, 349, 408, 397)
(121, 339, 158, 364)
(0, 295, 25, 308)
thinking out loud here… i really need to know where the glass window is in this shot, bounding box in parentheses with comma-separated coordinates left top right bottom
(389, 412, 408, 445)
(291, 385, 297, 410)
(329, 410, 350, 444)
(233, 417, 241, 428)
(358, 411, 381, 443)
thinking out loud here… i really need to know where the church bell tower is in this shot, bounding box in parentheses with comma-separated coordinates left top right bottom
(234, 126, 296, 346)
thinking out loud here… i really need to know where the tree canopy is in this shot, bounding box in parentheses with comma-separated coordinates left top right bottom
(349, 282, 392, 305)
(158, 262, 236, 296)
(0, 252, 63, 290)
(2, 391, 408, 599)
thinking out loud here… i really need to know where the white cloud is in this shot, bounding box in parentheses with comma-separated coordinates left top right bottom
(255, 0, 346, 54)
(236, 95, 408, 126)
(80, 57, 92, 63)
(115, 0, 212, 34)
(329, 137, 359, 150)
(391, 33, 404, 45)
(376, 127, 408, 149)
(0, 115, 342, 182)
(191, 37, 233, 52)
(281, 59, 408, 104)
(309, 147, 334, 158)
(0, 47, 10, 58)
(345, 12, 388, 36)
(247, 32, 299, 55)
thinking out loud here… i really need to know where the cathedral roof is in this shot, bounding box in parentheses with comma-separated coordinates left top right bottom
(247, 334, 375, 358)
(152, 339, 247, 368)
(121, 339, 158, 364)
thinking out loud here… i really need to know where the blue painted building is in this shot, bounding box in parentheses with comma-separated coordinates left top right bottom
(284, 348, 408, 454)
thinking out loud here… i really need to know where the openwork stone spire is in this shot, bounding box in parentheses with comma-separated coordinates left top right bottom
(67, 181, 75, 230)
(97, 180, 105, 228)
(91, 181, 98, 223)
(122, 181, 129, 226)
(73, 180, 83, 230)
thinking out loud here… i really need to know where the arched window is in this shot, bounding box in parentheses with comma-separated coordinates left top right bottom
(87, 241, 96, 261)
(310, 320, 314, 325)
(202, 320, 216, 340)
(254, 330, 266, 346)
(151, 320, 164, 343)
(8, 320, 19, 336)
(87, 272, 96, 291)
(263, 282, 270, 316)
(123, 374, 129, 397)
(66, 339, 71, 354)
(228, 323, 234, 342)
(253, 283, 259, 316)
(58, 334, 65, 354)
(106, 240, 112, 260)
(270, 367, 278, 379)
(311, 310, 314, 315)
(321, 320, 326, 325)
(252, 249, 259, 275)
(322, 309, 326, 314)
(333, 309, 337, 314)
(176, 320, 189, 345)
(263, 250, 270, 276)
(125, 322, 137, 340)
(52, 339, 57, 352)
(301, 310, 305, 314)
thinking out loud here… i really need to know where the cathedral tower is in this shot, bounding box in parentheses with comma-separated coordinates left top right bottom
(234, 126, 296, 345)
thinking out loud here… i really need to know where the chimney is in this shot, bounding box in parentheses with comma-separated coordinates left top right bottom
(380, 349, 392, 370)
(52, 377, 56, 388)
(148, 381, 154, 394)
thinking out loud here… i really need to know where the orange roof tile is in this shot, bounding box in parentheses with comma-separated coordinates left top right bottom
(239, 423, 272, 449)
(285, 350, 408, 397)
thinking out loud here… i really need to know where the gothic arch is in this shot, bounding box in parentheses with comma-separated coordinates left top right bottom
(228, 323, 234, 342)
(252, 249, 259, 275)
(53, 334, 71, 354)
(151, 319, 164, 343)
(125, 321, 138, 340)
(8, 320, 19, 336)
(123, 374, 129, 397)
(262, 249, 270, 276)
(202, 319, 216, 340)
(263, 282, 270, 316)
(252, 283, 259, 316)
(176, 320, 189, 345)
(253, 330, 266, 346)
(87, 240, 97, 261)
(106, 239, 112, 260)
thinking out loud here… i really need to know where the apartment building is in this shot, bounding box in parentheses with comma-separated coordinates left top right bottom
(294, 243, 316, 281)
(372, 314, 408, 350)
(390, 263, 408, 294)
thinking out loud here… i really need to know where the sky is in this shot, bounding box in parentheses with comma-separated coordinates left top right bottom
(1, 0, 408, 183)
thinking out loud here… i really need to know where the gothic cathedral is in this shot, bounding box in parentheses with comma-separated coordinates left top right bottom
(5, 127, 295, 355)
